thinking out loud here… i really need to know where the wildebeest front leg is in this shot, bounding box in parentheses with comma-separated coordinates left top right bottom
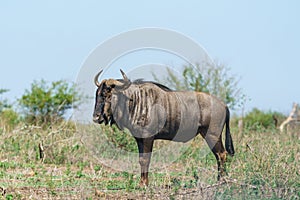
(135, 137, 154, 186)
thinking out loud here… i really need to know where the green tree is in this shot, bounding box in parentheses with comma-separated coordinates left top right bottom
(19, 80, 82, 125)
(154, 62, 244, 109)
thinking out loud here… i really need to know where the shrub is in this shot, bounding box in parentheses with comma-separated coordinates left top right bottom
(0, 109, 19, 131)
(103, 125, 137, 153)
(0, 89, 18, 131)
(18, 80, 82, 125)
(243, 108, 286, 131)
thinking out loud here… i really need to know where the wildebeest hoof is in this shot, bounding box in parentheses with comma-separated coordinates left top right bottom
(139, 180, 148, 187)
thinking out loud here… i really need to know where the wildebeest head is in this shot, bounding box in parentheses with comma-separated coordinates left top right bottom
(93, 69, 130, 125)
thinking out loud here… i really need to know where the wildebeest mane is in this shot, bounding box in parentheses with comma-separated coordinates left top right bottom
(132, 79, 173, 92)
(115, 78, 173, 91)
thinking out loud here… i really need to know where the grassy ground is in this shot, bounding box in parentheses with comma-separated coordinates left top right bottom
(0, 121, 299, 199)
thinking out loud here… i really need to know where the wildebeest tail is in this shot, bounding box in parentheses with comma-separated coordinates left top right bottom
(225, 107, 235, 156)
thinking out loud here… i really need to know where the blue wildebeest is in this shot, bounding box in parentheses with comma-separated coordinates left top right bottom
(93, 69, 235, 186)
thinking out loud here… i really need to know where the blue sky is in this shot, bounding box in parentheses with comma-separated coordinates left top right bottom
(1, 1, 299, 114)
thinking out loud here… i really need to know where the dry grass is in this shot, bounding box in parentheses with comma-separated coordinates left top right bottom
(0, 121, 299, 199)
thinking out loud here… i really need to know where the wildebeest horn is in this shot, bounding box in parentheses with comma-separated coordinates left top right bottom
(106, 69, 131, 91)
(120, 69, 129, 82)
(94, 69, 103, 87)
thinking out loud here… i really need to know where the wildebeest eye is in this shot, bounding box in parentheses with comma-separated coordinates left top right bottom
(104, 87, 112, 94)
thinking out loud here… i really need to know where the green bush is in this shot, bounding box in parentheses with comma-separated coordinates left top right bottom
(0, 109, 19, 131)
(243, 108, 286, 131)
(18, 80, 82, 125)
(103, 125, 137, 153)
(0, 89, 18, 131)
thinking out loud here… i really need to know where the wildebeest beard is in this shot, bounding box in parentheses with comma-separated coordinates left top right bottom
(101, 99, 116, 126)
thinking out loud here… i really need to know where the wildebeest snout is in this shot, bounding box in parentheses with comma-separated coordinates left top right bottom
(93, 113, 103, 124)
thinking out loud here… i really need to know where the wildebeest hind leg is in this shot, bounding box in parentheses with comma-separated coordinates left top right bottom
(205, 135, 227, 181)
